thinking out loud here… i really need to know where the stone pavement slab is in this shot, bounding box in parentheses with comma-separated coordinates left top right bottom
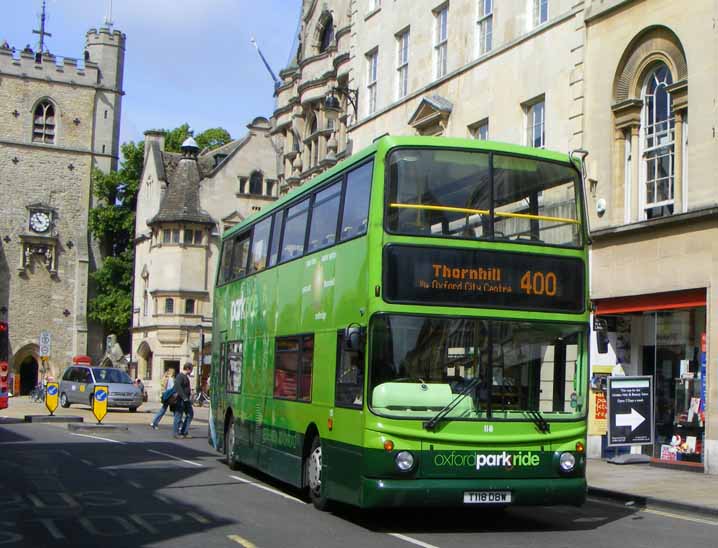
(587, 458, 718, 516)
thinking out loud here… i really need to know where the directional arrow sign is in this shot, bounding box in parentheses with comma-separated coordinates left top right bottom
(607, 376, 654, 447)
(615, 408, 646, 431)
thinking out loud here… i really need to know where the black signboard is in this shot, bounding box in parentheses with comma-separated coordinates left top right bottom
(383, 245, 585, 313)
(607, 376, 654, 447)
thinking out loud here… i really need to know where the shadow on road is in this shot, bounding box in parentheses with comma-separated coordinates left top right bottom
(0, 436, 233, 547)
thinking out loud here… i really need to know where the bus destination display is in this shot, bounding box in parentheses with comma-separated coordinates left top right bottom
(383, 245, 585, 313)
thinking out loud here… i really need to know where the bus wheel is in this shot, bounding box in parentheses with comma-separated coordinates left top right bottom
(225, 416, 239, 471)
(305, 436, 330, 511)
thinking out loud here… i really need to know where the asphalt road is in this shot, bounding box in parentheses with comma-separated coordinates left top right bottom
(1, 419, 716, 548)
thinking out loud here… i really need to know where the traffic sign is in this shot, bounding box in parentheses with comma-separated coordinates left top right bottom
(39, 331, 51, 358)
(607, 376, 653, 447)
(45, 381, 59, 415)
(92, 385, 109, 424)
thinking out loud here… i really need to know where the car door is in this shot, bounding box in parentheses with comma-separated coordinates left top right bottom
(80, 368, 94, 405)
(66, 367, 80, 403)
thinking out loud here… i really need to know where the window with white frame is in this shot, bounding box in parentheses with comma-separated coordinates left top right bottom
(641, 63, 675, 219)
(477, 0, 493, 56)
(434, 5, 448, 79)
(367, 49, 378, 114)
(369, 0, 381, 11)
(525, 98, 545, 148)
(533, 0, 548, 27)
(470, 119, 489, 140)
(396, 29, 410, 99)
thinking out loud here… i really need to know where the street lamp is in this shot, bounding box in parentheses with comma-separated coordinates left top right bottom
(324, 85, 359, 122)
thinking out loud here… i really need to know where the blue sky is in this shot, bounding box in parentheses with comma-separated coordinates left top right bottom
(3, 0, 300, 148)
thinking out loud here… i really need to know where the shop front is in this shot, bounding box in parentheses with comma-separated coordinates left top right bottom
(591, 289, 706, 470)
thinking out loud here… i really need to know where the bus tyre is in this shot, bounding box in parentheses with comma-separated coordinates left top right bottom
(305, 436, 330, 511)
(225, 417, 239, 471)
(60, 393, 70, 408)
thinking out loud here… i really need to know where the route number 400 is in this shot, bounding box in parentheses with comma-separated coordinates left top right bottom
(520, 271, 557, 296)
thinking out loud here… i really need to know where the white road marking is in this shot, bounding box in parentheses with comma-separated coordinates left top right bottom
(59, 450, 72, 457)
(229, 475, 306, 504)
(153, 493, 172, 504)
(147, 449, 203, 467)
(388, 533, 441, 548)
(186, 512, 211, 524)
(128, 480, 142, 489)
(80, 459, 94, 467)
(70, 433, 125, 444)
(228, 534, 257, 548)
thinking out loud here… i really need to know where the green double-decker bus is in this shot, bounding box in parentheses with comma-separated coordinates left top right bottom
(209, 136, 590, 510)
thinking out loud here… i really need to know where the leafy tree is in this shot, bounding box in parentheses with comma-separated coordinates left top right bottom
(88, 124, 232, 344)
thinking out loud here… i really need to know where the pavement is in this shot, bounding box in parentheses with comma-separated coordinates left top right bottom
(0, 395, 209, 425)
(587, 458, 718, 517)
(2, 397, 717, 518)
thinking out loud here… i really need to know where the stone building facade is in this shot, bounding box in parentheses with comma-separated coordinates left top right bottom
(131, 118, 278, 399)
(271, 1, 718, 472)
(0, 27, 125, 393)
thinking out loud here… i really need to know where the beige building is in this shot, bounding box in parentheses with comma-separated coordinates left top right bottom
(0, 26, 125, 393)
(131, 118, 278, 399)
(272, 1, 718, 472)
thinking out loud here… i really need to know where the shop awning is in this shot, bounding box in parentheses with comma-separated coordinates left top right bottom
(593, 288, 706, 315)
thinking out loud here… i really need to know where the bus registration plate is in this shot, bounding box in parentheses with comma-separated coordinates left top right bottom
(463, 491, 511, 504)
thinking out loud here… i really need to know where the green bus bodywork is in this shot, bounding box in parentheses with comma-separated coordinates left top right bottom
(210, 136, 590, 509)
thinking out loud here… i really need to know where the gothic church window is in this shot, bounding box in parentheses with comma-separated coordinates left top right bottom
(33, 100, 55, 144)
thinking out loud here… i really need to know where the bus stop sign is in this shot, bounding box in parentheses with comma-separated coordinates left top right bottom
(607, 376, 653, 447)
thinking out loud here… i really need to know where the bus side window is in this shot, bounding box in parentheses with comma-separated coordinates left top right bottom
(340, 160, 373, 241)
(335, 333, 364, 408)
(274, 335, 313, 402)
(268, 211, 283, 267)
(280, 199, 310, 263)
(230, 232, 251, 280)
(219, 238, 234, 285)
(249, 216, 272, 274)
(308, 179, 342, 253)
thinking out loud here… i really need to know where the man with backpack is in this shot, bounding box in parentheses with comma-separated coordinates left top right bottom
(150, 368, 176, 430)
(173, 362, 194, 438)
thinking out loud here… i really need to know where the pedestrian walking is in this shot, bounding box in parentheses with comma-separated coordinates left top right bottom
(150, 369, 175, 429)
(173, 363, 194, 438)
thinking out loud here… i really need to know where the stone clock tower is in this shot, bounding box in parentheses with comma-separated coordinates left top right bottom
(0, 20, 125, 392)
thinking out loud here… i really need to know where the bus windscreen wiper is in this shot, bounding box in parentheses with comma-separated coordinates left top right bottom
(423, 377, 481, 432)
(527, 410, 551, 433)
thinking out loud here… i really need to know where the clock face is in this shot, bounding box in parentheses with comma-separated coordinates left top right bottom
(29, 211, 51, 233)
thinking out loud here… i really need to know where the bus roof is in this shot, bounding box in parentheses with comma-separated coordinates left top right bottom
(222, 136, 577, 240)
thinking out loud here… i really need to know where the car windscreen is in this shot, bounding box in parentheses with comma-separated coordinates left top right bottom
(92, 368, 133, 384)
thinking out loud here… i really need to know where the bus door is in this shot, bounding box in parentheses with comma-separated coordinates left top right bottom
(328, 330, 365, 504)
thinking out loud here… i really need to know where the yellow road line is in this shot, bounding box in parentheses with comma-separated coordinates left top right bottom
(642, 508, 718, 526)
(228, 534, 257, 548)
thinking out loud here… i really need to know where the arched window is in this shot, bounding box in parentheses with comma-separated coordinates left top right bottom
(32, 100, 55, 144)
(249, 171, 263, 195)
(165, 298, 174, 314)
(641, 64, 675, 219)
(319, 16, 334, 53)
(185, 299, 195, 314)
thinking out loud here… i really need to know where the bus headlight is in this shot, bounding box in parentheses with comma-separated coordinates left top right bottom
(559, 452, 576, 472)
(395, 451, 415, 472)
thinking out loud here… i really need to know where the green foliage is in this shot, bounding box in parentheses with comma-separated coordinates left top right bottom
(88, 248, 134, 336)
(161, 123, 232, 153)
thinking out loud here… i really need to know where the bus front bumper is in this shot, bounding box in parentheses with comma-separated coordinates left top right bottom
(359, 476, 586, 508)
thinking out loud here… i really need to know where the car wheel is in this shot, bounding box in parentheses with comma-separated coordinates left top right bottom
(305, 436, 330, 511)
(129, 407, 138, 413)
(225, 415, 239, 471)
(60, 393, 71, 408)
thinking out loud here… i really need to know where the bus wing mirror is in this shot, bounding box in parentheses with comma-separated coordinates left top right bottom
(594, 317, 609, 354)
(343, 325, 366, 353)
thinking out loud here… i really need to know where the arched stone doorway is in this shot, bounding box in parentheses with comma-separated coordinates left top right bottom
(19, 356, 39, 395)
(136, 340, 153, 380)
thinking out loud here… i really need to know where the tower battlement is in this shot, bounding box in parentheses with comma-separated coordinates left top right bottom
(86, 27, 127, 48)
(0, 46, 101, 87)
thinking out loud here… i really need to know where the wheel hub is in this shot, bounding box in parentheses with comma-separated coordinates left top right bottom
(308, 445, 322, 494)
